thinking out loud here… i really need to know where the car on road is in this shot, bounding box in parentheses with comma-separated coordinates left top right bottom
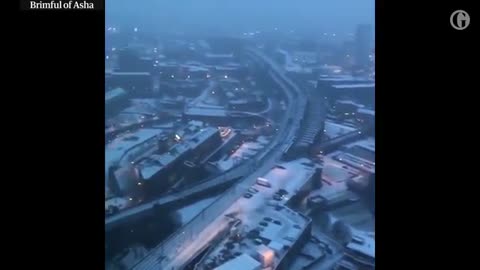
(243, 193, 253, 199)
(277, 189, 288, 195)
(263, 217, 273, 222)
(273, 220, 282, 225)
(248, 187, 259, 194)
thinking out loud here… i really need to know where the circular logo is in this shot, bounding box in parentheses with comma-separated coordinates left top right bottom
(450, 10, 470, 30)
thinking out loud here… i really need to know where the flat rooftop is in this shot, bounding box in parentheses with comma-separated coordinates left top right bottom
(105, 88, 127, 102)
(184, 107, 227, 117)
(216, 136, 270, 172)
(110, 71, 151, 76)
(136, 127, 219, 180)
(331, 138, 376, 173)
(197, 159, 317, 270)
(324, 120, 357, 140)
(332, 83, 375, 89)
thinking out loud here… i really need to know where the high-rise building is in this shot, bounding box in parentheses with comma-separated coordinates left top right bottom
(355, 24, 373, 68)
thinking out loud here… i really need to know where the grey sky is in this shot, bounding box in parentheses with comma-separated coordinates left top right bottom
(106, 0, 374, 38)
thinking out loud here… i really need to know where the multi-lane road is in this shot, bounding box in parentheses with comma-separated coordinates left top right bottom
(131, 48, 311, 270)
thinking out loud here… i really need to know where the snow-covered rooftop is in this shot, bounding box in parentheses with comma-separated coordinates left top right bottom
(105, 129, 166, 195)
(136, 127, 219, 180)
(331, 139, 375, 173)
(347, 235, 375, 258)
(105, 88, 127, 102)
(197, 159, 314, 270)
(181, 64, 210, 72)
(216, 137, 269, 171)
(214, 65, 240, 71)
(110, 71, 150, 76)
(205, 53, 234, 58)
(346, 137, 375, 153)
(324, 121, 357, 139)
(184, 107, 227, 117)
(212, 253, 261, 270)
(318, 74, 373, 82)
(358, 108, 375, 116)
(337, 100, 365, 108)
(332, 83, 375, 89)
(105, 128, 164, 171)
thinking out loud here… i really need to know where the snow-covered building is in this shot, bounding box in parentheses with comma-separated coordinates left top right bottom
(344, 235, 375, 268)
(135, 126, 223, 197)
(105, 128, 165, 197)
(196, 159, 317, 270)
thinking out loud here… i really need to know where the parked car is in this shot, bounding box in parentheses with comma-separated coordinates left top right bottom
(243, 193, 253, 199)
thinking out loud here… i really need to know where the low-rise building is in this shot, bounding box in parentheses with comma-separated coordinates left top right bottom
(135, 126, 222, 197)
(105, 88, 129, 117)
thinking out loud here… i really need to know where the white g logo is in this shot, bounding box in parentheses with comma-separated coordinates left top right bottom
(450, 10, 470, 30)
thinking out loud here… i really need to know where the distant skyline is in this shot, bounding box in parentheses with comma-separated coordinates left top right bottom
(106, 0, 375, 41)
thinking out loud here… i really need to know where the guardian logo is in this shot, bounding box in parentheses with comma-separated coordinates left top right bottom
(450, 10, 470, 30)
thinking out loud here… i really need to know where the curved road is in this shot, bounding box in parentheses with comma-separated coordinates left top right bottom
(131, 48, 311, 270)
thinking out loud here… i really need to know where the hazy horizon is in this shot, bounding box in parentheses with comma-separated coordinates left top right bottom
(106, 0, 375, 40)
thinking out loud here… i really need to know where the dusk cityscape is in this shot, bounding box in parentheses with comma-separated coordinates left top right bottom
(105, 1, 375, 269)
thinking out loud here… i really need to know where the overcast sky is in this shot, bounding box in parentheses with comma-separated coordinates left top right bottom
(106, 0, 374, 39)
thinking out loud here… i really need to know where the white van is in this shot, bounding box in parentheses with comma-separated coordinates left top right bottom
(256, 177, 271, 188)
